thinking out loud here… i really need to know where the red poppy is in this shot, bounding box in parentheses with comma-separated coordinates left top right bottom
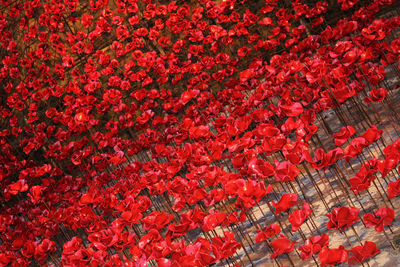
(309, 148, 344, 169)
(348, 241, 380, 265)
(361, 125, 383, 145)
(202, 210, 227, 232)
(248, 158, 274, 178)
(333, 126, 356, 146)
(270, 235, 296, 259)
(378, 158, 399, 178)
(138, 229, 162, 250)
(364, 207, 394, 232)
(272, 193, 298, 215)
(62, 237, 85, 264)
(21, 240, 35, 259)
(7, 179, 29, 195)
(211, 231, 241, 260)
(387, 178, 400, 199)
(364, 88, 388, 103)
(282, 140, 309, 165)
(189, 125, 211, 139)
(299, 234, 329, 260)
(121, 209, 143, 226)
(319, 246, 349, 266)
(348, 161, 377, 194)
(141, 211, 174, 230)
(28, 185, 45, 204)
(326, 207, 360, 230)
(343, 137, 368, 162)
(256, 223, 281, 243)
(279, 101, 304, 117)
(34, 239, 56, 264)
(184, 240, 216, 266)
(204, 188, 226, 207)
(383, 139, 400, 160)
(289, 202, 313, 232)
(274, 160, 300, 182)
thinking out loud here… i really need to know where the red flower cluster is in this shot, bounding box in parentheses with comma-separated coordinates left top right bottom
(0, 0, 398, 265)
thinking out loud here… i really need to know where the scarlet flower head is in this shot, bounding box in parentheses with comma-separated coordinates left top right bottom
(288, 202, 313, 232)
(274, 160, 300, 182)
(34, 239, 56, 264)
(75, 112, 90, 123)
(326, 206, 360, 231)
(299, 234, 329, 260)
(28, 185, 45, 204)
(333, 126, 356, 146)
(255, 223, 281, 243)
(364, 88, 388, 103)
(319, 245, 349, 267)
(387, 177, 400, 199)
(7, 179, 29, 195)
(364, 207, 394, 232)
(270, 235, 296, 259)
(348, 160, 378, 194)
(361, 125, 383, 145)
(348, 241, 380, 265)
(142, 211, 174, 231)
(202, 210, 227, 232)
(272, 193, 298, 215)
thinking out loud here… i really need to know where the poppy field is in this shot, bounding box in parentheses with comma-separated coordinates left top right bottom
(1, 0, 400, 266)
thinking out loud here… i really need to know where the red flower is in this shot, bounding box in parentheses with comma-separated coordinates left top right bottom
(34, 239, 56, 264)
(138, 229, 162, 250)
(81, 14, 93, 28)
(259, 17, 273, 26)
(240, 69, 254, 83)
(248, 158, 274, 178)
(184, 240, 216, 266)
(202, 210, 227, 232)
(272, 193, 298, 215)
(158, 258, 172, 267)
(21, 240, 35, 258)
(274, 160, 300, 182)
(204, 188, 226, 207)
(136, 110, 154, 125)
(189, 125, 211, 139)
(387, 178, 400, 199)
(378, 158, 399, 178)
(270, 235, 296, 259)
(364, 88, 388, 103)
(279, 101, 304, 117)
(28, 185, 45, 204)
(348, 161, 377, 194)
(309, 148, 344, 169)
(62, 237, 85, 264)
(288, 203, 313, 232)
(7, 179, 29, 195)
(361, 125, 383, 145)
(256, 223, 281, 243)
(319, 246, 349, 266)
(326, 207, 360, 230)
(333, 126, 356, 146)
(348, 241, 380, 265)
(141, 211, 173, 231)
(383, 139, 400, 159)
(364, 207, 394, 232)
(299, 234, 329, 260)
(343, 137, 368, 162)
(121, 209, 143, 226)
(211, 231, 241, 260)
